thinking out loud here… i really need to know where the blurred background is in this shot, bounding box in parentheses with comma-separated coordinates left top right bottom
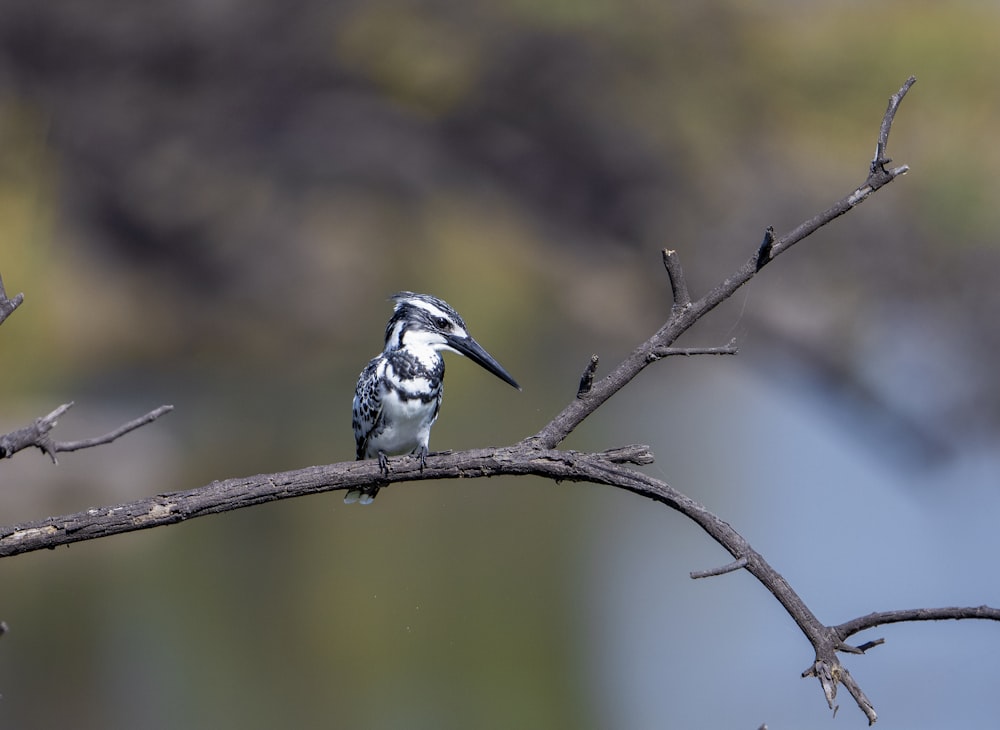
(1, 1, 999, 728)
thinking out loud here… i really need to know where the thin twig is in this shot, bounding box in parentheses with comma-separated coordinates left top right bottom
(854, 639, 886, 654)
(0, 404, 174, 463)
(690, 556, 748, 579)
(577, 355, 599, 397)
(647, 340, 739, 361)
(53, 405, 175, 454)
(598, 444, 655, 465)
(834, 606, 1000, 640)
(0, 273, 25, 327)
(662, 249, 691, 311)
(837, 637, 886, 655)
(872, 75, 917, 176)
(755, 226, 775, 272)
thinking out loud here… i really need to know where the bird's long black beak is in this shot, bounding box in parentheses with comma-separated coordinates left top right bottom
(447, 334, 521, 390)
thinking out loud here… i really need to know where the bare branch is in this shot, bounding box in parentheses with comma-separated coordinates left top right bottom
(832, 663, 875, 724)
(0, 445, 650, 557)
(802, 660, 874, 723)
(598, 444, 655, 465)
(5, 77, 985, 724)
(837, 638, 886, 655)
(0, 440, 850, 694)
(577, 355, 599, 397)
(10, 432, 984, 726)
(662, 248, 691, 311)
(690, 556, 748, 579)
(1, 275, 171, 463)
(834, 606, 1000, 640)
(0, 273, 25, 326)
(853, 639, 886, 654)
(872, 75, 916, 176)
(52, 405, 175, 454)
(647, 340, 738, 362)
(754, 226, 775, 272)
(529, 77, 917, 452)
(0, 403, 174, 463)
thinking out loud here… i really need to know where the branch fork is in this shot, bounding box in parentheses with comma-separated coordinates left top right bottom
(0, 402, 174, 463)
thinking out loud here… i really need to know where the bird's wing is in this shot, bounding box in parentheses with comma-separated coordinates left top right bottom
(352, 358, 384, 460)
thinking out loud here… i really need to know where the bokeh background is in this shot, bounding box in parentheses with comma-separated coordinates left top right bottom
(1, 1, 999, 728)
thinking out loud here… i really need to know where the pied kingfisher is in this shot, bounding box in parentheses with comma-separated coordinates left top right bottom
(347, 292, 520, 504)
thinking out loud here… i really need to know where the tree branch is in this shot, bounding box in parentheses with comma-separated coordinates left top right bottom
(647, 340, 738, 361)
(1, 273, 172, 463)
(834, 606, 1000, 642)
(662, 248, 691, 311)
(690, 557, 748, 579)
(0, 445, 647, 557)
(872, 75, 916, 177)
(4, 76, 990, 724)
(0, 273, 25, 326)
(0, 403, 174, 463)
(529, 77, 916, 452)
(576, 355, 600, 397)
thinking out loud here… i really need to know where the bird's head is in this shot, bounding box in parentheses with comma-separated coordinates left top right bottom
(384, 292, 521, 390)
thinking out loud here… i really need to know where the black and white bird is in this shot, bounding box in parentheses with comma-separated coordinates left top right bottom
(347, 292, 520, 504)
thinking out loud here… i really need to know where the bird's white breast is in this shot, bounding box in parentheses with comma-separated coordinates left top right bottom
(361, 351, 443, 458)
(366, 386, 438, 457)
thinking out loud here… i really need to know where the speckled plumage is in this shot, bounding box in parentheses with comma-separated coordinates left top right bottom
(352, 347, 444, 462)
(347, 292, 520, 504)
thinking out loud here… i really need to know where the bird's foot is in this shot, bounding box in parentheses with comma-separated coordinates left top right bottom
(344, 452, 390, 505)
(417, 445, 429, 472)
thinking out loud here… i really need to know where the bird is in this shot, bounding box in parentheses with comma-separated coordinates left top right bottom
(347, 292, 520, 504)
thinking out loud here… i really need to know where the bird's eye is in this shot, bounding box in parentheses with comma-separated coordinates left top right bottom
(434, 317, 451, 330)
